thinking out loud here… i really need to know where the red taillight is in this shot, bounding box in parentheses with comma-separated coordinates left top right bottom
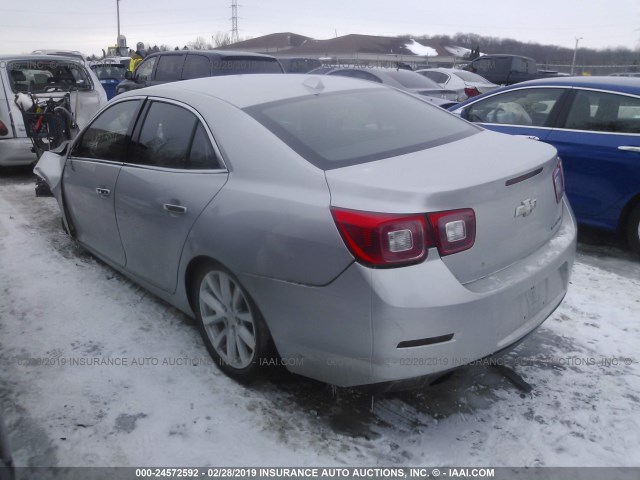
(331, 208, 431, 267)
(464, 86, 480, 98)
(553, 159, 565, 203)
(331, 207, 476, 267)
(427, 209, 476, 256)
(0, 120, 9, 137)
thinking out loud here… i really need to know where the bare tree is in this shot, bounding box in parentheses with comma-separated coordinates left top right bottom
(188, 36, 212, 50)
(213, 31, 233, 47)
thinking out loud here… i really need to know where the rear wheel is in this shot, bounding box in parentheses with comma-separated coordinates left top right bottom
(193, 263, 272, 382)
(626, 205, 640, 257)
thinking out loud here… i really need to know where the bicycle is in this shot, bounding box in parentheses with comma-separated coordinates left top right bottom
(14, 90, 79, 160)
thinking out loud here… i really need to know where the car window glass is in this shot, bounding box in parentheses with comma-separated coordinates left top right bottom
(212, 58, 282, 75)
(183, 55, 210, 80)
(464, 88, 564, 127)
(188, 124, 222, 169)
(8, 60, 91, 93)
(329, 70, 383, 83)
(563, 90, 640, 134)
(135, 57, 156, 81)
(73, 100, 140, 161)
(154, 55, 184, 82)
(246, 88, 476, 169)
(386, 70, 440, 89)
(129, 102, 197, 168)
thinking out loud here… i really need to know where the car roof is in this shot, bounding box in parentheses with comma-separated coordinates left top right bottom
(491, 75, 640, 95)
(142, 49, 278, 60)
(118, 73, 386, 109)
(0, 54, 87, 65)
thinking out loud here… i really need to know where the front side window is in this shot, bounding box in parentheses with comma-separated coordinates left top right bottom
(154, 55, 185, 82)
(73, 100, 141, 161)
(135, 57, 156, 81)
(563, 90, 640, 134)
(464, 88, 565, 127)
(245, 88, 477, 169)
(128, 102, 221, 169)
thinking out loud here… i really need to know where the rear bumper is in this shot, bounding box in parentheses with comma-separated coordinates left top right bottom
(0, 137, 36, 167)
(243, 197, 577, 387)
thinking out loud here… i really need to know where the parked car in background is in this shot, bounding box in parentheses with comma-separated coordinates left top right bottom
(450, 76, 640, 256)
(35, 74, 576, 388)
(322, 67, 459, 107)
(115, 50, 284, 95)
(464, 54, 562, 85)
(31, 49, 89, 65)
(276, 57, 322, 73)
(416, 68, 498, 101)
(90, 61, 128, 99)
(0, 55, 107, 167)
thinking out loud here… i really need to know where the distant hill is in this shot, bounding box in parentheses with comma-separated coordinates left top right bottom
(422, 33, 639, 69)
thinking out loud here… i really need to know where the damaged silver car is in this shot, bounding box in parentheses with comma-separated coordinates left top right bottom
(35, 74, 577, 389)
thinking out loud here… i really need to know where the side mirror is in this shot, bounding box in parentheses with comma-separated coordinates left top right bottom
(460, 107, 470, 120)
(124, 70, 133, 80)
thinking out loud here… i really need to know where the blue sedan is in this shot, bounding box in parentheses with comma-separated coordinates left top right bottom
(450, 76, 640, 256)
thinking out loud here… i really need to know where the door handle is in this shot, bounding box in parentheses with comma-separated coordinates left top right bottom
(95, 187, 111, 196)
(618, 146, 640, 153)
(163, 204, 187, 214)
(518, 135, 540, 141)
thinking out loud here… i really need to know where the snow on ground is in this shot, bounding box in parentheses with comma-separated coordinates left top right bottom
(404, 40, 438, 57)
(1, 169, 639, 468)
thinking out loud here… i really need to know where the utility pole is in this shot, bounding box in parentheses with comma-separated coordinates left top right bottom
(231, 0, 239, 44)
(116, 0, 121, 40)
(571, 36, 583, 75)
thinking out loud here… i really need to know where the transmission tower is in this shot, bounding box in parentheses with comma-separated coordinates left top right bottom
(231, 0, 239, 44)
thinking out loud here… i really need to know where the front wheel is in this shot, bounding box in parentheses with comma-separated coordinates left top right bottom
(626, 205, 640, 257)
(193, 264, 272, 382)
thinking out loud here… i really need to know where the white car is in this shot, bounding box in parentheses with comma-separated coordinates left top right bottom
(416, 68, 499, 102)
(0, 55, 107, 167)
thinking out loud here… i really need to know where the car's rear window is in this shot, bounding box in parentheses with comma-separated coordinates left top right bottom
(245, 88, 477, 170)
(385, 70, 441, 89)
(213, 57, 283, 75)
(8, 60, 92, 93)
(452, 70, 491, 83)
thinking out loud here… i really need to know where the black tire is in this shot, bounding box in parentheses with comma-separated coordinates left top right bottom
(192, 262, 273, 383)
(626, 204, 640, 257)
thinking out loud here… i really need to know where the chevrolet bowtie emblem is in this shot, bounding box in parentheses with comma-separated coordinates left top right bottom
(515, 198, 537, 217)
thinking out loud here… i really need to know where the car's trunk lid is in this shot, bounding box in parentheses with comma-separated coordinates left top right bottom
(325, 129, 563, 284)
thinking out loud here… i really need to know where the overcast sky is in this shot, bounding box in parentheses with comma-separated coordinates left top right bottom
(1, 0, 638, 56)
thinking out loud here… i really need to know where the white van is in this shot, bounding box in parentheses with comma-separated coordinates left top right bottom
(0, 55, 107, 167)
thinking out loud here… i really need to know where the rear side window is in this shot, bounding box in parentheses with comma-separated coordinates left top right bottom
(563, 90, 640, 134)
(128, 102, 221, 169)
(155, 55, 185, 82)
(183, 55, 211, 80)
(73, 100, 141, 161)
(245, 88, 477, 170)
(212, 57, 283, 75)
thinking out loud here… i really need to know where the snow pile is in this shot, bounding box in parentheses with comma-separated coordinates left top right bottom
(405, 40, 437, 57)
(444, 45, 472, 58)
(1, 177, 639, 467)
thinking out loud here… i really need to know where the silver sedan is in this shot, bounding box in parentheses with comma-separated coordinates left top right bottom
(34, 74, 577, 388)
